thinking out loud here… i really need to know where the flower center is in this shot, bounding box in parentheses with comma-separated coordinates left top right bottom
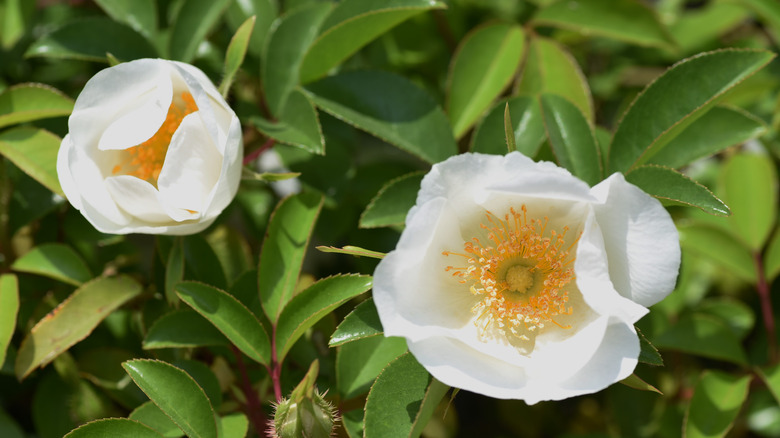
(443, 205, 580, 340)
(112, 92, 198, 186)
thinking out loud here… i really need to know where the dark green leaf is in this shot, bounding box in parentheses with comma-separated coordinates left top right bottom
(16, 275, 142, 379)
(143, 309, 229, 349)
(625, 165, 729, 216)
(759, 363, 780, 405)
(0, 275, 19, 369)
(169, 0, 232, 62)
(678, 223, 756, 282)
(305, 70, 457, 163)
(764, 228, 780, 281)
(648, 106, 766, 169)
(251, 90, 324, 154)
(220, 15, 255, 97)
(654, 313, 748, 365)
(516, 36, 593, 120)
(1, 0, 34, 49)
(471, 96, 547, 157)
(177, 282, 270, 365)
(364, 353, 448, 438)
(165, 238, 184, 305)
(205, 225, 254, 288)
(0, 406, 25, 438)
(697, 298, 755, 340)
(275, 274, 372, 361)
(0, 127, 63, 196)
(172, 359, 222, 408)
(299, 0, 445, 83)
(720, 153, 777, 250)
(123, 359, 217, 438)
(257, 191, 324, 321)
(608, 49, 775, 172)
(540, 93, 602, 185)
(183, 235, 227, 290)
(93, 0, 157, 39)
(360, 171, 424, 228)
(0, 83, 73, 129)
(533, 0, 675, 49)
(684, 371, 751, 438)
(64, 418, 165, 438)
(25, 17, 157, 62)
(129, 401, 182, 437)
(637, 327, 663, 366)
(330, 298, 383, 346)
(262, 3, 332, 117)
(337, 335, 407, 399)
(12, 243, 91, 286)
(447, 23, 525, 139)
(670, 3, 749, 54)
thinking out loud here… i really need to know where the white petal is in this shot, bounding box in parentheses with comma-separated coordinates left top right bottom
(590, 173, 681, 307)
(157, 112, 222, 219)
(70, 59, 173, 152)
(105, 175, 171, 223)
(171, 62, 229, 152)
(200, 115, 243, 219)
(57, 135, 82, 210)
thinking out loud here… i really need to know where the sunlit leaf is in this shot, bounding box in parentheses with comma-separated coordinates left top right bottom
(93, 0, 157, 39)
(337, 335, 407, 399)
(471, 96, 547, 157)
(720, 153, 777, 250)
(225, 0, 276, 58)
(143, 310, 229, 349)
(678, 223, 756, 282)
(0, 83, 73, 129)
(625, 165, 729, 216)
(129, 401, 182, 437)
(330, 298, 383, 347)
(315, 245, 386, 259)
(12, 243, 91, 286)
(220, 15, 255, 97)
(64, 418, 165, 438)
(684, 371, 751, 438)
(620, 373, 662, 394)
(0, 275, 19, 368)
(360, 171, 424, 228)
(251, 89, 324, 154)
(0, 127, 63, 196)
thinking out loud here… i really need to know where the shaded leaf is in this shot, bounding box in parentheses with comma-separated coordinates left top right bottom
(220, 15, 255, 97)
(64, 418, 165, 438)
(0, 83, 73, 129)
(93, 0, 157, 39)
(360, 171, 424, 228)
(678, 223, 756, 282)
(625, 165, 729, 216)
(697, 298, 755, 340)
(337, 335, 407, 399)
(16, 275, 142, 379)
(275, 274, 372, 361)
(169, 0, 232, 62)
(471, 96, 547, 157)
(183, 235, 227, 290)
(764, 227, 780, 281)
(720, 153, 777, 250)
(0, 275, 19, 368)
(225, 0, 276, 58)
(12, 243, 91, 286)
(165, 237, 184, 305)
(251, 90, 324, 154)
(654, 313, 748, 365)
(0, 127, 63, 196)
(620, 373, 662, 394)
(684, 371, 751, 438)
(129, 401, 182, 437)
(143, 309, 229, 349)
(305, 70, 457, 163)
(637, 327, 663, 366)
(447, 23, 525, 139)
(759, 363, 780, 405)
(330, 298, 383, 346)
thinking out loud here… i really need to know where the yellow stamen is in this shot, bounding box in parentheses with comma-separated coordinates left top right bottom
(112, 92, 198, 186)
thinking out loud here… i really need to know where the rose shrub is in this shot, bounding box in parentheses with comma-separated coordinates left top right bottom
(373, 152, 681, 404)
(57, 58, 242, 235)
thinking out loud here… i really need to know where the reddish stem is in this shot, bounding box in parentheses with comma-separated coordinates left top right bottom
(231, 345, 267, 435)
(270, 325, 283, 402)
(755, 251, 777, 364)
(243, 138, 276, 167)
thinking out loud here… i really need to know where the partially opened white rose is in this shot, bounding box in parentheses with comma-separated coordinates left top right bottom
(373, 152, 680, 404)
(57, 58, 242, 235)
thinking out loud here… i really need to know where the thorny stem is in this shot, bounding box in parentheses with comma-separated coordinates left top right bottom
(243, 138, 276, 167)
(270, 325, 283, 402)
(231, 345, 267, 435)
(754, 251, 777, 364)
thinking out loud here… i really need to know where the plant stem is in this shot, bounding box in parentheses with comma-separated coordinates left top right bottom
(243, 138, 276, 167)
(271, 325, 283, 402)
(755, 251, 777, 364)
(231, 345, 267, 435)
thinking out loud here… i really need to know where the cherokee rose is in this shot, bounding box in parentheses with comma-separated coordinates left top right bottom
(373, 152, 680, 403)
(57, 58, 242, 235)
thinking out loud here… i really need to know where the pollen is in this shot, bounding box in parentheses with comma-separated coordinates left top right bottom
(443, 205, 580, 339)
(112, 92, 198, 186)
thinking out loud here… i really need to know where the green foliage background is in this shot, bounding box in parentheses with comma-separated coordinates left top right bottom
(1, 0, 780, 437)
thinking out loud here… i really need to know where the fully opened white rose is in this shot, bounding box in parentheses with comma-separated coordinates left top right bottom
(373, 152, 680, 404)
(57, 58, 242, 235)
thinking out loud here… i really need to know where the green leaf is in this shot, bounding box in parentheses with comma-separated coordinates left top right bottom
(364, 353, 449, 438)
(329, 297, 383, 347)
(447, 23, 525, 139)
(299, 0, 445, 83)
(251, 90, 324, 154)
(305, 70, 457, 163)
(275, 274, 372, 361)
(93, 0, 158, 40)
(516, 35, 593, 121)
(739, 0, 780, 38)
(165, 238, 184, 305)
(620, 373, 662, 394)
(173, 359, 223, 408)
(144, 310, 229, 349)
(1, 0, 34, 49)
(670, 3, 750, 54)
(539, 93, 602, 185)
(123, 359, 218, 438)
(0, 83, 74, 129)
(608, 49, 775, 172)
(220, 413, 248, 438)
(129, 401, 182, 437)
(697, 298, 755, 340)
(678, 223, 756, 282)
(637, 327, 663, 366)
(504, 103, 516, 153)
(315, 245, 386, 259)
(169, 0, 232, 62)
(337, 335, 407, 399)
(758, 363, 780, 405)
(176, 282, 271, 366)
(183, 235, 227, 290)
(64, 418, 165, 438)
(471, 96, 547, 157)
(25, 17, 157, 62)
(764, 228, 780, 281)
(360, 171, 424, 228)
(625, 165, 729, 216)
(0, 406, 26, 438)
(262, 3, 332, 117)
(257, 191, 324, 321)
(648, 106, 766, 169)
(12, 243, 91, 286)
(720, 153, 777, 250)
(0, 275, 19, 368)
(533, 0, 675, 49)
(15, 275, 142, 379)
(0, 127, 63, 196)
(220, 15, 255, 97)
(225, 0, 276, 58)
(241, 168, 300, 182)
(654, 313, 748, 365)
(684, 371, 751, 438)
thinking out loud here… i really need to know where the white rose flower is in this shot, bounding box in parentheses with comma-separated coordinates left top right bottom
(373, 152, 680, 404)
(57, 58, 242, 235)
